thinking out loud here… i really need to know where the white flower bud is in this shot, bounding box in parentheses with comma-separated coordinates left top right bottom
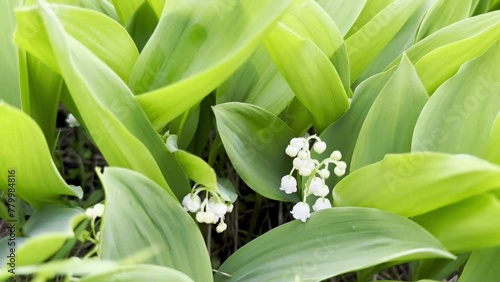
(298, 166, 312, 176)
(313, 141, 326, 154)
(216, 222, 227, 233)
(182, 194, 201, 213)
(330, 150, 342, 161)
(312, 198, 332, 211)
(337, 161, 347, 170)
(280, 175, 297, 194)
(334, 166, 346, 177)
(226, 203, 234, 213)
(213, 202, 228, 217)
(318, 169, 330, 179)
(196, 211, 215, 224)
(286, 145, 299, 157)
(291, 202, 311, 222)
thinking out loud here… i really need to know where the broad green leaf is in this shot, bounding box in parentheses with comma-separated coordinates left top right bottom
(350, 55, 428, 171)
(346, 0, 425, 81)
(333, 153, 500, 217)
(416, 0, 472, 41)
(280, 97, 313, 136)
(217, 178, 238, 203)
(130, 0, 294, 130)
(0, 0, 22, 109)
(487, 113, 500, 164)
(169, 105, 200, 149)
(99, 167, 212, 282)
(265, 23, 349, 132)
(458, 247, 500, 282)
(80, 265, 194, 282)
(317, 68, 395, 187)
(315, 0, 367, 36)
(345, 0, 396, 37)
(414, 254, 470, 281)
(25, 0, 119, 20)
(15, 4, 138, 83)
(0, 205, 86, 269)
(167, 135, 217, 190)
(414, 193, 500, 252)
(213, 103, 299, 202)
(386, 11, 500, 93)
(26, 55, 63, 148)
(0, 257, 117, 280)
(111, 0, 144, 25)
(412, 43, 500, 158)
(147, 0, 164, 18)
(354, 0, 433, 85)
(0, 102, 82, 207)
(125, 0, 158, 52)
(280, 0, 351, 95)
(216, 45, 294, 116)
(18, 0, 191, 199)
(215, 207, 453, 282)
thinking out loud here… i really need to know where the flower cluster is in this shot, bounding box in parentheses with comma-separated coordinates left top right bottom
(182, 185, 233, 233)
(280, 135, 347, 222)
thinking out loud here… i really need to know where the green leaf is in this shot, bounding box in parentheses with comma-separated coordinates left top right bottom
(414, 253, 470, 281)
(354, 0, 433, 85)
(217, 178, 238, 203)
(167, 135, 217, 190)
(18, 0, 191, 199)
(333, 153, 500, 217)
(0, 102, 82, 207)
(213, 103, 299, 202)
(80, 265, 194, 282)
(416, 0, 473, 41)
(315, 0, 367, 36)
(350, 55, 428, 171)
(414, 193, 500, 252)
(0, 0, 22, 109)
(26, 55, 63, 148)
(15, 4, 138, 83)
(458, 247, 500, 282)
(98, 167, 212, 282)
(265, 23, 349, 132)
(214, 207, 454, 282)
(386, 11, 500, 93)
(0, 205, 86, 268)
(216, 45, 294, 116)
(346, 0, 425, 81)
(487, 113, 500, 164)
(280, 97, 313, 136)
(317, 68, 395, 187)
(111, 0, 144, 25)
(412, 43, 500, 158)
(130, 0, 294, 130)
(124, 0, 158, 52)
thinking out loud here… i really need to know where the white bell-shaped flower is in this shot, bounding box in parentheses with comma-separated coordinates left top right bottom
(216, 222, 227, 233)
(226, 203, 234, 213)
(291, 202, 311, 222)
(312, 198, 332, 211)
(196, 211, 215, 224)
(290, 138, 305, 150)
(85, 203, 105, 219)
(182, 194, 201, 212)
(280, 175, 297, 194)
(313, 184, 329, 197)
(66, 113, 80, 127)
(308, 177, 323, 195)
(313, 141, 327, 154)
(297, 151, 308, 160)
(337, 161, 347, 170)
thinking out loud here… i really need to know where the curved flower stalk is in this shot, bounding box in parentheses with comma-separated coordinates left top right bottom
(280, 135, 347, 222)
(182, 185, 234, 233)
